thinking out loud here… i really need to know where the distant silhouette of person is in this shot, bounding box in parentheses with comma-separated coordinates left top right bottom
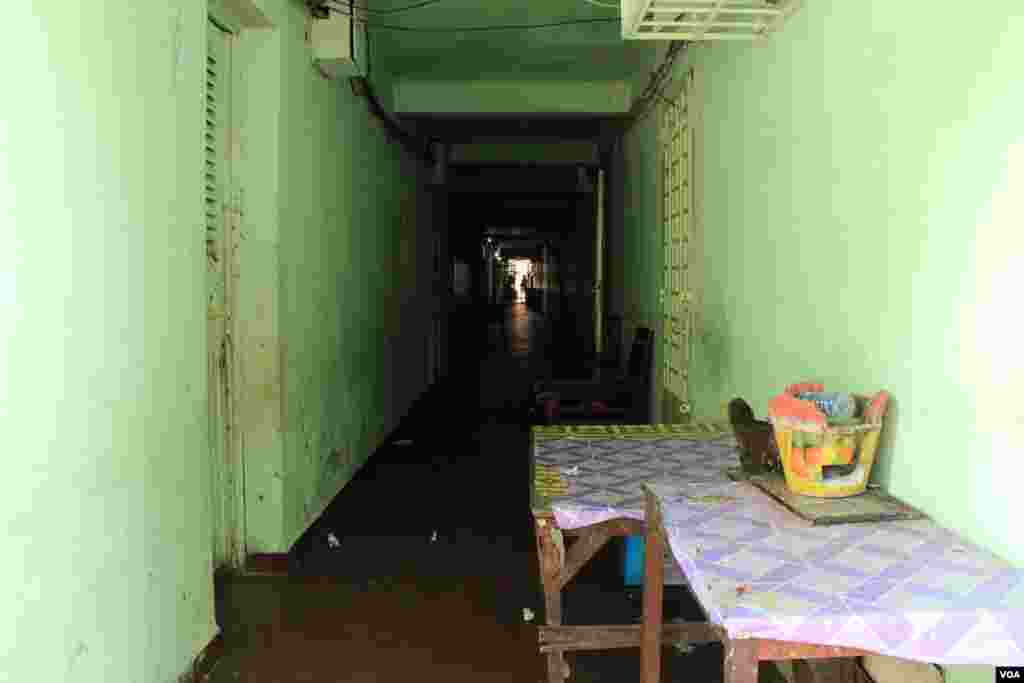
(519, 275, 528, 303)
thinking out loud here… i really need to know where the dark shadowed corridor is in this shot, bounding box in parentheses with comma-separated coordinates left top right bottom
(8, 3, 1019, 682)
(208, 304, 745, 683)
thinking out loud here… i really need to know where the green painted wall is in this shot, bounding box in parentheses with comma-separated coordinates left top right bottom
(614, 3, 1024, 680)
(1, 1, 216, 680)
(234, 13, 287, 554)
(232, 1, 435, 551)
(607, 109, 666, 420)
(615, 118, 663, 331)
(604, 46, 665, 374)
(1, 0, 435, 679)
(393, 80, 633, 115)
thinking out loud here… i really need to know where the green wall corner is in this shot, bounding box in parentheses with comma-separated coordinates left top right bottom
(612, 4, 1024, 681)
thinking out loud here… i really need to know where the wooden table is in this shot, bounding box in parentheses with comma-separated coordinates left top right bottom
(639, 486, 868, 683)
(530, 422, 737, 682)
(639, 482, 1024, 683)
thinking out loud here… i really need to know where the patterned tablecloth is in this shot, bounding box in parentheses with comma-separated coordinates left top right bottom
(532, 424, 739, 586)
(532, 425, 740, 530)
(648, 481, 1024, 666)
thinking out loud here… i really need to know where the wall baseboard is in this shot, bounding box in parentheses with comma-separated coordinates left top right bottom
(181, 632, 224, 683)
(244, 552, 290, 576)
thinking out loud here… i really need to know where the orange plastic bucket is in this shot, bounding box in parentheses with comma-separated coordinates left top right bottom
(768, 383, 890, 498)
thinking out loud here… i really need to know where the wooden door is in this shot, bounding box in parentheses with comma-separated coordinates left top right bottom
(205, 16, 244, 568)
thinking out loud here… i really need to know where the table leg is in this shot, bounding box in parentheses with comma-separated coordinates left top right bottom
(640, 490, 664, 683)
(535, 516, 569, 683)
(559, 520, 640, 589)
(724, 639, 759, 683)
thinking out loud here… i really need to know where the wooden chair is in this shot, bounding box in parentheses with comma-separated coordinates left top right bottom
(531, 327, 655, 425)
(729, 397, 780, 473)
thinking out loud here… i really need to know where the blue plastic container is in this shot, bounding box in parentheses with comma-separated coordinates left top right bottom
(623, 534, 644, 586)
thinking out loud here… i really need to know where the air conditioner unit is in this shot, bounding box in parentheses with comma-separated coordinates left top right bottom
(621, 0, 803, 41)
(310, 5, 367, 79)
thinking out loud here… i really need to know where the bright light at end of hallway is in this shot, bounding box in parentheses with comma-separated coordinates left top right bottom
(508, 258, 534, 302)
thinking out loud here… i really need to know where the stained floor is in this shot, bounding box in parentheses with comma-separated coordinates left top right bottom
(209, 303, 752, 683)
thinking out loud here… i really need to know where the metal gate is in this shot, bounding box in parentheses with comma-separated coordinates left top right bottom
(659, 86, 693, 415)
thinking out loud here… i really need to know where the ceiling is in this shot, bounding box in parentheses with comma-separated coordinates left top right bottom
(443, 164, 592, 192)
(401, 114, 612, 142)
(346, 1, 667, 148)
(365, 0, 658, 83)
(348, 2, 656, 244)
(454, 190, 580, 229)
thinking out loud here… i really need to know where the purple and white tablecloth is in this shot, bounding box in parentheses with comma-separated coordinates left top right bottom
(536, 435, 740, 530)
(648, 481, 1024, 666)
(536, 434, 739, 585)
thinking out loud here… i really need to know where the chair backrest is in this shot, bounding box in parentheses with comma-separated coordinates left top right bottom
(627, 327, 654, 381)
(604, 314, 624, 366)
(728, 397, 756, 426)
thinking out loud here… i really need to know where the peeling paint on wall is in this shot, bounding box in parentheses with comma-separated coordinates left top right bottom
(242, 0, 438, 549)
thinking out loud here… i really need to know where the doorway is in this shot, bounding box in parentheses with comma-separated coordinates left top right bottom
(206, 13, 245, 570)
(507, 258, 533, 303)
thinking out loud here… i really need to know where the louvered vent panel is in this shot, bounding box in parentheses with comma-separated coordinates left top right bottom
(205, 23, 226, 245)
(622, 0, 802, 40)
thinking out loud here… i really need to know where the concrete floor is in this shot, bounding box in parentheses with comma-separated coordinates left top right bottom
(209, 303, 747, 682)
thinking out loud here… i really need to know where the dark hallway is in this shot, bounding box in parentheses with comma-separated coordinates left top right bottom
(208, 303, 734, 683)
(6, 3, 1021, 682)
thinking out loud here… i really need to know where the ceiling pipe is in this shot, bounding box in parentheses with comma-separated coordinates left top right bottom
(576, 166, 594, 194)
(429, 141, 448, 186)
(349, 76, 434, 164)
(305, 2, 435, 165)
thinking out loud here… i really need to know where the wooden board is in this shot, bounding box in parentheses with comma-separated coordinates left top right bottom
(726, 468, 926, 525)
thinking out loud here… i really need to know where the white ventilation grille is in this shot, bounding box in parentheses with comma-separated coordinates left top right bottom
(622, 0, 802, 41)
